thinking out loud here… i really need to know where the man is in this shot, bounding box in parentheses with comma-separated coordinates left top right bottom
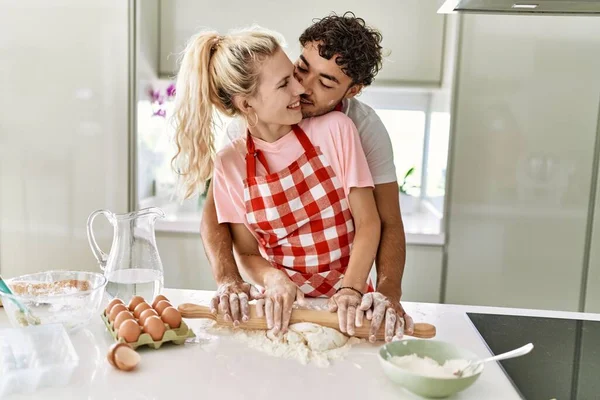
(202, 12, 414, 342)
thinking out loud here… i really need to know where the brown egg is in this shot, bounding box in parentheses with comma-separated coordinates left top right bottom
(114, 311, 135, 330)
(160, 306, 182, 329)
(143, 316, 166, 341)
(128, 296, 145, 311)
(118, 319, 142, 343)
(109, 304, 128, 322)
(151, 294, 169, 309)
(138, 308, 159, 326)
(133, 302, 151, 318)
(154, 300, 172, 316)
(105, 298, 124, 315)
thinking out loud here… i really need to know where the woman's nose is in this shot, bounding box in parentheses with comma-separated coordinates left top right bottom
(292, 77, 305, 95)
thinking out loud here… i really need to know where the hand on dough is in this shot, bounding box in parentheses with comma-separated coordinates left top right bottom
(327, 288, 362, 336)
(255, 270, 304, 335)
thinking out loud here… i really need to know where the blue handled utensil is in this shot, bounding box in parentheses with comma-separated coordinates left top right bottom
(0, 275, 41, 326)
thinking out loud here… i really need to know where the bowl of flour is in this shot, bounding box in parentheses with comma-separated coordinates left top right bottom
(378, 339, 483, 398)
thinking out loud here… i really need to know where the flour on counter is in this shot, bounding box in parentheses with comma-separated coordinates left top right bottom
(389, 354, 473, 378)
(209, 322, 363, 367)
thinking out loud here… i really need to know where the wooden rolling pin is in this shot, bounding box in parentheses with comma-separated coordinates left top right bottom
(178, 303, 436, 341)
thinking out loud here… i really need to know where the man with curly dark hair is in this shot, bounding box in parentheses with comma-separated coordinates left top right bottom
(202, 12, 413, 343)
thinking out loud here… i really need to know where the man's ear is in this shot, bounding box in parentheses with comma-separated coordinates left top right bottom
(232, 95, 252, 114)
(344, 84, 363, 100)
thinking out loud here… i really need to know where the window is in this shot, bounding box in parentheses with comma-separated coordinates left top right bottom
(136, 81, 450, 237)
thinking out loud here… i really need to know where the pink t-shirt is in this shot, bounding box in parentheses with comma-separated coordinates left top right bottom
(213, 111, 374, 224)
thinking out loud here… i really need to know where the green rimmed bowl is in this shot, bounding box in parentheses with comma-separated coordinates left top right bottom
(378, 339, 484, 398)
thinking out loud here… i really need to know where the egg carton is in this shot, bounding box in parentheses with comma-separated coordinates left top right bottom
(100, 311, 195, 350)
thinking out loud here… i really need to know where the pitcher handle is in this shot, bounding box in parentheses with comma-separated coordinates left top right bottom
(86, 209, 113, 271)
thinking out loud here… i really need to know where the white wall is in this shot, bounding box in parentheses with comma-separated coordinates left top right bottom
(0, 1, 130, 278)
(158, 0, 446, 85)
(445, 15, 600, 311)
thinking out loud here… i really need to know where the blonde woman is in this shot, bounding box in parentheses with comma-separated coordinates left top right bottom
(172, 27, 381, 336)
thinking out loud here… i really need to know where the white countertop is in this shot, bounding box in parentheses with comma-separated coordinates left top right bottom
(3, 289, 598, 400)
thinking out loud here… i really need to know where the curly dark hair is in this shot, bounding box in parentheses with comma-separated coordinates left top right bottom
(299, 11, 384, 86)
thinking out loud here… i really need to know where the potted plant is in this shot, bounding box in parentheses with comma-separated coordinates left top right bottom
(399, 167, 419, 214)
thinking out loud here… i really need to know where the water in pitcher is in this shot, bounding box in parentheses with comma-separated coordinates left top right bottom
(105, 268, 163, 302)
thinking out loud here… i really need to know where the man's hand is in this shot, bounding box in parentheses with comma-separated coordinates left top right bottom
(210, 280, 263, 327)
(327, 288, 363, 336)
(356, 292, 414, 343)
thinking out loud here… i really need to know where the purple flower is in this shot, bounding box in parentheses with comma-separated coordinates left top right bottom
(152, 109, 166, 118)
(166, 83, 176, 98)
(149, 89, 161, 102)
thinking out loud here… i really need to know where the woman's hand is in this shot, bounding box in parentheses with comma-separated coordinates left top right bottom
(255, 269, 304, 335)
(327, 288, 363, 336)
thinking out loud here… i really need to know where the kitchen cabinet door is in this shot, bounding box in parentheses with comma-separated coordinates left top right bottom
(445, 15, 600, 311)
(0, 1, 130, 277)
(159, 0, 445, 86)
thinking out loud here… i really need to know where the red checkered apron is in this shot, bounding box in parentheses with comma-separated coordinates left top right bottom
(243, 123, 373, 297)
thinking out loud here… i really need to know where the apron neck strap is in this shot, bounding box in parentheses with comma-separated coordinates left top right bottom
(291, 124, 314, 154)
(245, 124, 315, 179)
(246, 131, 271, 178)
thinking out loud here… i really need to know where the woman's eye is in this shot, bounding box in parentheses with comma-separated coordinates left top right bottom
(279, 82, 289, 89)
(297, 66, 308, 73)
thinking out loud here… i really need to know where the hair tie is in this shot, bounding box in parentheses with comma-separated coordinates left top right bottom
(210, 36, 223, 54)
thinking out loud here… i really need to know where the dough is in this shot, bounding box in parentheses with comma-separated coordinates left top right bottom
(212, 321, 360, 367)
(286, 322, 349, 352)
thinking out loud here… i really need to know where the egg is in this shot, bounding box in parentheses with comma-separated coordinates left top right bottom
(143, 316, 166, 341)
(133, 302, 151, 318)
(109, 304, 129, 322)
(160, 306, 182, 329)
(154, 300, 172, 316)
(105, 298, 124, 315)
(118, 319, 142, 343)
(114, 310, 135, 330)
(138, 308, 159, 326)
(151, 294, 169, 309)
(128, 296, 146, 311)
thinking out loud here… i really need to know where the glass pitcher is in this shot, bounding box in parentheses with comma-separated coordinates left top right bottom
(86, 207, 166, 301)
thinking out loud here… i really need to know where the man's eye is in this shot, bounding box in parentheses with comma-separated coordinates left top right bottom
(297, 66, 308, 73)
(320, 82, 332, 89)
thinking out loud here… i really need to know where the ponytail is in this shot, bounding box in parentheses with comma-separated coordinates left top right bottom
(171, 31, 219, 199)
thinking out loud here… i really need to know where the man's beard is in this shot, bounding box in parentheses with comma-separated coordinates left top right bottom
(300, 92, 348, 119)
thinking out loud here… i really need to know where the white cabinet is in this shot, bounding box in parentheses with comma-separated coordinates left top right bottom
(158, 0, 446, 85)
(401, 245, 443, 303)
(0, 1, 130, 277)
(157, 230, 443, 304)
(445, 15, 600, 311)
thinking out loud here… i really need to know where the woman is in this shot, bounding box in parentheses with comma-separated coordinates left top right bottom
(172, 27, 381, 336)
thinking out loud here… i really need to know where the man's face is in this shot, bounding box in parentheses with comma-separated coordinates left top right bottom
(294, 41, 357, 118)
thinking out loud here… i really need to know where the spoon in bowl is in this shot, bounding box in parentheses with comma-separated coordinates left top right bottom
(454, 343, 534, 377)
(0, 275, 41, 326)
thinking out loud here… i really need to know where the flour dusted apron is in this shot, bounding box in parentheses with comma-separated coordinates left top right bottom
(243, 123, 373, 297)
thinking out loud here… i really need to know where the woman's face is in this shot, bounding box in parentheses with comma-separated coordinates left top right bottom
(247, 48, 305, 127)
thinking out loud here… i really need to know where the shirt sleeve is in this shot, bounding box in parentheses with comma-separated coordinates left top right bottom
(354, 114, 397, 185)
(212, 153, 245, 224)
(330, 113, 375, 195)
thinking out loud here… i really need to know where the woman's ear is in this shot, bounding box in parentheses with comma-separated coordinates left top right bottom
(232, 95, 251, 114)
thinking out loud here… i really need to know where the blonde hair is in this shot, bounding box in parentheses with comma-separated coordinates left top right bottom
(171, 26, 283, 199)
